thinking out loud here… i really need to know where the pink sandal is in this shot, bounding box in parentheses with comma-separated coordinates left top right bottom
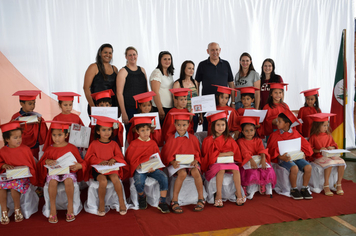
(66, 213, 76, 222)
(48, 214, 58, 224)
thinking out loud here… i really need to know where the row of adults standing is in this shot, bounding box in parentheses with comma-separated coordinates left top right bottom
(83, 42, 283, 132)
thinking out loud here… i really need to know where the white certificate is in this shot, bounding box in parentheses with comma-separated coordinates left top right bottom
(191, 95, 216, 113)
(45, 152, 77, 169)
(17, 115, 39, 124)
(92, 163, 126, 174)
(278, 138, 301, 156)
(134, 112, 161, 130)
(136, 152, 165, 173)
(69, 124, 91, 148)
(167, 164, 194, 177)
(91, 107, 118, 125)
(243, 109, 267, 123)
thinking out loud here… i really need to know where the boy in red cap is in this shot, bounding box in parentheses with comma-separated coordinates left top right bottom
(161, 112, 205, 213)
(52, 92, 84, 126)
(11, 90, 48, 159)
(267, 110, 313, 200)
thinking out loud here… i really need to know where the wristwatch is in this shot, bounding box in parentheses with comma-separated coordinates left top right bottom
(231, 102, 236, 105)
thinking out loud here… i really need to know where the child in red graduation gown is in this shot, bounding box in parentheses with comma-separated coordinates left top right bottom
(161, 112, 205, 213)
(11, 90, 48, 159)
(267, 110, 313, 200)
(0, 121, 37, 225)
(262, 83, 290, 137)
(201, 111, 245, 207)
(126, 91, 162, 146)
(297, 88, 321, 138)
(125, 116, 170, 213)
(308, 113, 345, 196)
(84, 116, 127, 216)
(236, 117, 276, 198)
(161, 88, 194, 144)
(37, 121, 86, 223)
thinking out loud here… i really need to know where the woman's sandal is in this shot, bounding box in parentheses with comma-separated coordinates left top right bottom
(323, 185, 334, 196)
(1, 209, 10, 225)
(14, 209, 24, 223)
(48, 214, 58, 224)
(236, 196, 246, 206)
(66, 213, 76, 222)
(119, 208, 127, 216)
(194, 199, 205, 212)
(335, 184, 344, 195)
(214, 193, 223, 208)
(171, 201, 183, 214)
(97, 210, 106, 217)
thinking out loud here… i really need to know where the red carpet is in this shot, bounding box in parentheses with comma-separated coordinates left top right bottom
(2, 179, 356, 236)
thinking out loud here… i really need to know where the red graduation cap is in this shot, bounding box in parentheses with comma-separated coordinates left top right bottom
(53, 92, 81, 103)
(212, 84, 237, 94)
(170, 112, 194, 121)
(133, 91, 156, 108)
(236, 86, 259, 94)
(0, 121, 26, 133)
(268, 83, 288, 91)
(90, 89, 115, 101)
(206, 110, 228, 122)
(90, 115, 119, 128)
(13, 90, 41, 101)
(169, 88, 192, 97)
(280, 109, 300, 125)
(45, 120, 72, 131)
(129, 116, 155, 127)
(300, 88, 320, 97)
(236, 116, 260, 126)
(308, 113, 336, 122)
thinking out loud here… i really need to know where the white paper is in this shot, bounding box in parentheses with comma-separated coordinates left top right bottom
(278, 138, 301, 155)
(1, 170, 32, 181)
(91, 107, 118, 125)
(321, 149, 350, 154)
(68, 124, 91, 148)
(191, 95, 216, 113)
(44, 152, 77, 169)
(167, 164, 194, 177)
(17, 115, 38, 123)
(291, 118, 303, 128)
(92, 162, 126, 174)
(243, 162, 271, 170)
(243, 109, 267, 123)
(134, 112, 161, 130)
(136, 152, 165, 173)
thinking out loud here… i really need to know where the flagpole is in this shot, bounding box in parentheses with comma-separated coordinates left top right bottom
(343, 29, 347, 150)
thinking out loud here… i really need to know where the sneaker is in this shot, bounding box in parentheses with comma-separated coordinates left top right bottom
(157, 202, 170, 213)
(138, 195, 147, 210)
(300, 187, 313, 200)
(290, 189, 303, 200)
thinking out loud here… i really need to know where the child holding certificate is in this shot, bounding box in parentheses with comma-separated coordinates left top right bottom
(161, 112, 205, 213)
(308, 113, 345, 196)
(236, 117, 276, 197)
(37, 121, 85, 223)
(0, 121, 37, 225)
(52, 92, 84, 126)
(125, 116, 170, 213)
(85, 116, 127, 216)
(236, 87, 259, 116)
(201, 111, 245, 207)
(267, 110, 313, 200)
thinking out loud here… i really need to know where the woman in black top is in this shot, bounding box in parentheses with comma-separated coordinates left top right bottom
(83, 43, 119, 116)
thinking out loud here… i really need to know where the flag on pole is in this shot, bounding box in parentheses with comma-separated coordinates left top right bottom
(330, 30, 347, 149)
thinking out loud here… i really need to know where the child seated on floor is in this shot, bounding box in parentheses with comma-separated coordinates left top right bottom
(125, 116, 170, 213)
(308, 113, 346, 196)
(161, 112, 205, 213)
(267, 110, 313, 200)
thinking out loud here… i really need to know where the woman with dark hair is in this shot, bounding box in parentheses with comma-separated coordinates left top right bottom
(150, 51, 174, 124)
(259, 58, 284, 109)
(83, 43, 119, 117)
(116, 46, 148, 132)
(234, 52, 261, 109)
(173, 60, 203, 131)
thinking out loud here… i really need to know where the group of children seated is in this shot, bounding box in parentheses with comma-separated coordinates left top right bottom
(0, 83, 346, 225)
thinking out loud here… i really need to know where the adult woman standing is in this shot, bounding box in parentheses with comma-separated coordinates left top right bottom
(234, 52, 260, 109)
(150, 51, 174, 124)
(259, 58, 284, 109)
(83, 43, 119, 116)
(116, 46, 148, 132)
(173, 60, 202, 132)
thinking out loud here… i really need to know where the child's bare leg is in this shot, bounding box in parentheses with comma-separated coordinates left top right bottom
(160, 190, 167, 198)
(10, 189, 21, 210)
(289, 166, 298, 188)
(172, 169, 187, 202)
(108, 174, 126, 211)
(303, 165, 312, 186)
(48, 179, 58, 216)
(0, 189, 7, 212)
(215, 170, 225, 199)
(64, 178, 74, 215)
(191, 168, 204, 200)
(324, 167, 332, 192)
(97, 175, 107, 213)
(232, 169, 242, 198)
(337, 166, 345, 191)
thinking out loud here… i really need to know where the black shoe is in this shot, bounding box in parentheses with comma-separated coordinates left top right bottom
(290, 188, 303, 200)
(138, 195, 147, 209)
(157, 202, 170, 213)
(300, 187, 313, 200)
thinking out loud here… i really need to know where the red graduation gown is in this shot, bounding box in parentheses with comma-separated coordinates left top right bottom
(89, 122, 124, 149)
(237, 137, 270, 166)
(262, 103, 290, 137)
(267, 129, 313, 163)
(297, 106, 321, 138)
(161, 133, 201, 166)
(0, 144, 37, 186)
(309, 132, 338, 160)
(126, 124, 162, 146)
(84, 140, 127, 180)
(161, 108, 194, 143)
(36, 143, 86, 187)
(201, 135, 241, 173)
